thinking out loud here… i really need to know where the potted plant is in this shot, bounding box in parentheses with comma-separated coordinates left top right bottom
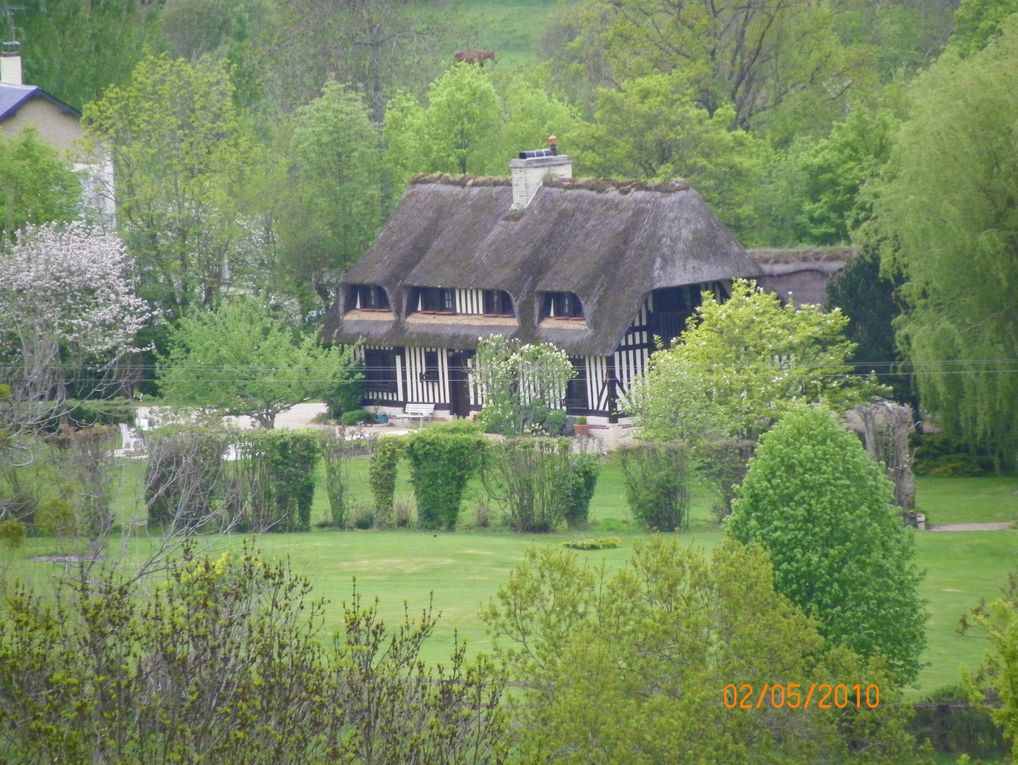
(573, 416, 590, 438)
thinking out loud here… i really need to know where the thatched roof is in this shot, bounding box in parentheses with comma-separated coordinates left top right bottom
(748, 247, 859, 306)
(326, 175, 760, 355)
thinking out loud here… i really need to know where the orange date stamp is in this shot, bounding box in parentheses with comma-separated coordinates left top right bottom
(722, 683, 880, 710)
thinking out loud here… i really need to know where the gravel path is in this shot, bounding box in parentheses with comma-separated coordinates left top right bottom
(926, 522, 1013, 532)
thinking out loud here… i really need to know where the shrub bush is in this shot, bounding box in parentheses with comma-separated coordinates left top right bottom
(562, 536, 621, 550)
(483, 438, 594, 532)
(325, 375, 364, 418)
(0, 518, 26, 550)
(617, 443, 690, 531)
(339, 409, 375, 426)
(368, 437, 404, 526)
(320, 434, 354, 528)
(404, 428, 485, 530)
(911, 433, 994, 476)
(0, 545, 508, 762)
(0, 463, 42, 527)
(352, 503, 376, 529)
(729, 405, 925, 685)
(910, 685, 1006, 759)
(48, 426, 119, 541)
(565, 453, 600, 528)
(234, 430, 319, 532)
(145, 426, 227, 530)
(35, 497, 76, 539)
(426, 419, 484, 435)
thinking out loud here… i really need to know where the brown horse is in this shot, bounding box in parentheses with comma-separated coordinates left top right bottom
(453, 50, 496, 66)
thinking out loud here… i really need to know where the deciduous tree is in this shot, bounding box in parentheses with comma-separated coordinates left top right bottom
(0, 222, 151, 432)
(728, 404, 926, 685)
(485, 536, 924, 763)
(0, 131, 80, 237)
(961, 569, 1018, 761)
(385, 63, 501, 181)
(278, 81, 384, 311)
(628, 279, 877, 445)
(572, 74, 774, 242)
(543, 0, 859, 133)
(867, 20, 1018, 470)
(18, 0, 159, 110)
(157, 298, 358, 428)
(84, 54, 251, 318)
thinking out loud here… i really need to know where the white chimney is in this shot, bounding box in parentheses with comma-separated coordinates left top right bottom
(1, 42, 22, 85)
(510, 136, 572, 210)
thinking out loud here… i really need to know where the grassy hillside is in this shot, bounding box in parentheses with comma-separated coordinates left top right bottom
(412, 0, 575, 71)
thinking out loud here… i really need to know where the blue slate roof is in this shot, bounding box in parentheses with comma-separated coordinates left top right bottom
(0, 82, 80, 123)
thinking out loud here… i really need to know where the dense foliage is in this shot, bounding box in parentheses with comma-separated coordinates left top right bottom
(485, 537, 925, 763)
(235, 430, 320, 532)
(368, 436, 404, 526)
(728, 405, 926, 685)
(472, 337, 575, 436)
(404, 423, 486, 530)
(157, 298, 358, 428)
(281, 81, 385, 311)
(0, 545, 508, 763)
(868, 19, 1018, 471)
(0, 131, 80, 237)
(617, 442, 690, 531)
(825, 247, 914, 405)
(482, 438, 598, 533)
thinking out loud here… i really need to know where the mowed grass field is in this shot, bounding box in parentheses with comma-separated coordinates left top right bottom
(6, 455, 1018, 699)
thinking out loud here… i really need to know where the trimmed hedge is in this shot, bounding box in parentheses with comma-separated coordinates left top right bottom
(369, 437, 404, 526)
(404, 427, 485, 530)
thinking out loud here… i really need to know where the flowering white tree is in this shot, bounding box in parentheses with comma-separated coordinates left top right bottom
(0, 222, 152, 430)
(472, 336, 575, 435)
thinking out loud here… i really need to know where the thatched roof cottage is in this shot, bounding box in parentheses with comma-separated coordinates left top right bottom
(324, 148, 762, 419)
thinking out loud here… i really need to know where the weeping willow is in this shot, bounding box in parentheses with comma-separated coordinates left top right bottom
(870, 20, 1018, 471)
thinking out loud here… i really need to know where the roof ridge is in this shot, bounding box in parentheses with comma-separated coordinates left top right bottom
(408, 173, 691, 194)
(409, 173, 511, 187)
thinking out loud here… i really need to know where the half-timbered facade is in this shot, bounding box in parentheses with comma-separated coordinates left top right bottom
(324, 151, 762, 419)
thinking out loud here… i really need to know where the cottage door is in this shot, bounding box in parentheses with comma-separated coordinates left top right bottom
(447, 352, 471, 418)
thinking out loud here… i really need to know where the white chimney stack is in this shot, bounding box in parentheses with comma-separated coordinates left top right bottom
(510, 135, 572, 210)
(1, 41, 22, 86)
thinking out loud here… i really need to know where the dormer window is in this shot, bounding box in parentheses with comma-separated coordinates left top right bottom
(414, 287, 456, 314)
(542, 292, 583, 319)
(350, 284, 390, 311)
(483, 290, 514, 316)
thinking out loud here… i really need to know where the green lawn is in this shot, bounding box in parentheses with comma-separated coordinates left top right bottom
(7, 455, 1018, 702)
(913, 529, 1017, 694)
(915, 475, 1018, 525)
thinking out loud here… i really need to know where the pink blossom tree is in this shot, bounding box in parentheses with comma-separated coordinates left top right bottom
(0, 222, 152, 431)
